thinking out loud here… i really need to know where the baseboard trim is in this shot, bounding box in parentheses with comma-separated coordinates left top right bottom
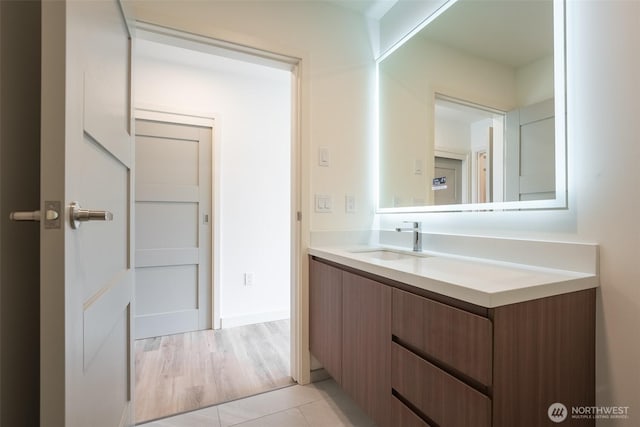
(135, 309, 198, 339)
(310, 368, 331, 383)
(220, 310, 290, 329)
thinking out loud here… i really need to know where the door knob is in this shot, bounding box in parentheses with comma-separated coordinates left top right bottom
(70, 202, 114, 229)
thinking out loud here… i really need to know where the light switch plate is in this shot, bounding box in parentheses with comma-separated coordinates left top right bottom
(315, 194, 332, 212)
(318, 147, 330, 167)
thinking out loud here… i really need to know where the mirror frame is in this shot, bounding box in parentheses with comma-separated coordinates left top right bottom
(375, 0, 567, 213)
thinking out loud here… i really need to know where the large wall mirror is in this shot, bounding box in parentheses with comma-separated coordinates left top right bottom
(377, 0, 566, 212)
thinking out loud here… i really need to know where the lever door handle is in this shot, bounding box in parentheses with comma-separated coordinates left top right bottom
(10, 210, 42, 221)
(70, 202, 113, 229)
(9, 209, 60, 222)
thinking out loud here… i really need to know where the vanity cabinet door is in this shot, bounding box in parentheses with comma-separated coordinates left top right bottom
(342, 271, 392, 427)
(309, 259, 343, 384)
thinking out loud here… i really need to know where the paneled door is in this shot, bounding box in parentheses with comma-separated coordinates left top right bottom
(505, 98, 555, 201)
(40, 0, 135, 425)
(134, 119, 212, 339)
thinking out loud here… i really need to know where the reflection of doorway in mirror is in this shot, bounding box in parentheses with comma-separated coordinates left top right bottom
(435, 95, 504, 205)
(475, 127, 494, 204)
(477, 151, 487, 203)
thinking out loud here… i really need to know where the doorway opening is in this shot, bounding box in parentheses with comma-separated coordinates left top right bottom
(132, 28, 298, 424)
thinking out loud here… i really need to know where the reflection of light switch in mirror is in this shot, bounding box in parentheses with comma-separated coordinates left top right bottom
(414, 159, 423, 175)
(315, 194, 332, 212)
(319, 147, 330, 167)
(345, 194, 356, 213)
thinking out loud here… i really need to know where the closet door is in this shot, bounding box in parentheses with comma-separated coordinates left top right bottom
(134, 119, 212, 338)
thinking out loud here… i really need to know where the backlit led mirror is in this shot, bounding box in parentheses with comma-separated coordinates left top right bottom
(377, 0, 566, 212)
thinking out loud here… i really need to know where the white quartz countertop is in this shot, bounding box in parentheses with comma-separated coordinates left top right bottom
(308, 245, 599, 308)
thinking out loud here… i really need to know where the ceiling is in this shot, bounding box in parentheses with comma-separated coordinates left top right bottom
(325, 0, 376, 14)
(324, 0, 397, 19)
(418, 0, 554, 68)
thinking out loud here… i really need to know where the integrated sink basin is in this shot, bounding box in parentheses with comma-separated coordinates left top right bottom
(350, 248, 431, 261)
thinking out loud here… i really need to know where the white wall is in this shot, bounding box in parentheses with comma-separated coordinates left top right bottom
(135, 40, 292, 326)
(435, 116, 471, 153)
(516, 55, 554, 107)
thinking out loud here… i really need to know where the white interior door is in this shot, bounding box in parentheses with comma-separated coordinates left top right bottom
(134, 119, 212, 339)
(505, 98, 555, 201)
(40, 1, 134, 426)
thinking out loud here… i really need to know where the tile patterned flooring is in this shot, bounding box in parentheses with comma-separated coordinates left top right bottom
(138, 379, 375, 427)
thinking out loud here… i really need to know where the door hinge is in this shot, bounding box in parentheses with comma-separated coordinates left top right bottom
(296, 211, 302, 221)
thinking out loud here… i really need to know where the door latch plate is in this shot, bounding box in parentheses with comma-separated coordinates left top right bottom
(44, 200, 62, 229)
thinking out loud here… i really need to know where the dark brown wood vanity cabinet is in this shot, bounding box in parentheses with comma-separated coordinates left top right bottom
(309, 258, 343, 384)
(342, 271, 392, 427)
(309, 258, 392, 427)
(309, 256, 596, 427)
(490, 289, 596, 427)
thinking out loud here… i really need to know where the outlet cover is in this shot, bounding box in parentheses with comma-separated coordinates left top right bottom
(345, 194, 356, 213)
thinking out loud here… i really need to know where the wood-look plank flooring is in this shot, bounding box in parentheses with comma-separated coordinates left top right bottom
(134, 319, 293, 424)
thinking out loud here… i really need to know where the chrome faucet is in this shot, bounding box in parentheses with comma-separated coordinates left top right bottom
(395, 221, 422, 252)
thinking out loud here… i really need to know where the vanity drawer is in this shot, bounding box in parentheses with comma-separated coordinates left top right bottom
(391, 396, 432, 427)
(392, 288, 493, 386)
(392, 343, 491, 427)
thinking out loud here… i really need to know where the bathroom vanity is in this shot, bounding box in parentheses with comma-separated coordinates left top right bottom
(308, 242, 598, 427)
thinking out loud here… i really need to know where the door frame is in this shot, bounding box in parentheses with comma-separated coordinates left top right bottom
(133, 23, 309, 384)
(135, 107, 220, 329)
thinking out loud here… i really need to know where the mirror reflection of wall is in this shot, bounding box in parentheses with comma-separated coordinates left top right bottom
(378, 0, 557, 210)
